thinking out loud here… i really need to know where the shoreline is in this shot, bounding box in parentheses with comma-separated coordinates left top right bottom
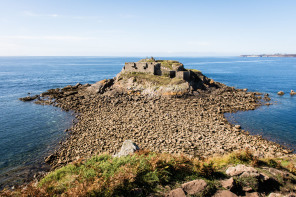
(21, 80, 292, 170)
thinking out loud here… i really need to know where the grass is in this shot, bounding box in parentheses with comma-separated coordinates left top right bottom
(119, 72, 185, 86)
(2, 151, 218, 197)
(138, 58, 156, 63)
(2, 149, 296, 196)
(189, 69, 202, 73)
(137, 59, 184, 70)
(207, 148, 258, 168)
(156, 60, 180, 70)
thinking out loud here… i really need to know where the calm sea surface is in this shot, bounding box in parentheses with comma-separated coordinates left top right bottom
(0, 56, 295, 187)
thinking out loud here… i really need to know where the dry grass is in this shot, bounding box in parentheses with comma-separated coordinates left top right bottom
(119, 72, 185, 86)
(1, 151, 217, 196)
(156, 60, 180, 70)
(2, 149, 296, 196)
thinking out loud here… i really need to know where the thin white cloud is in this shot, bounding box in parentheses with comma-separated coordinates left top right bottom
(187, 41, 210, 47)
(23, 11, 102, 22)
(0, 35, 96, 41)
(24, 11, 59, 18)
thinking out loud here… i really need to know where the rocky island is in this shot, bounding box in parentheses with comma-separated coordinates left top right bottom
(3, 58, 296, 196)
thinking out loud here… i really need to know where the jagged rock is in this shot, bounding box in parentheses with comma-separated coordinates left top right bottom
(86, 79, 114, 94)
(167, 188, 186, 197)
(243, 186, 253, 192)
(277, 91, 284, 95)
(220, 177, 235, 190)
(64, 91, 78, 96)
(286, 193, 296, 197)
(181, 179, 207, 195)
(44, 154, 56, 164)
(19, 95, 39, 101)
(246, 192, 261, 197)
(213, 190, 238, 197)
(268, 168, 291, 180)
(234, 125, 241, 129)
(74, 83, 82, 88)
(268, 193, 284, 197)
(114, 140, 140, 157)
(259, 173, 270, 181)
(226, 164, 259, 177)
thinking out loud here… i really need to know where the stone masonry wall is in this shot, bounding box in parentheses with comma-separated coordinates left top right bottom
(124, 62, 161, 75)
(176, 71, 190, 81)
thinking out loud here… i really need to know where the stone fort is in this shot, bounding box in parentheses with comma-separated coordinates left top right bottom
(123, 58, 191, 81)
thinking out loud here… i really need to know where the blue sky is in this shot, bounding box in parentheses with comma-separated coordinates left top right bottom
(0, 0, 295, 56)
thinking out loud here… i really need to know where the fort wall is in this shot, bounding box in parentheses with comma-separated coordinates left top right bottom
(123, 61, 190, 81)
(124, 62, 161, 75)
(176, 71, 190, 81)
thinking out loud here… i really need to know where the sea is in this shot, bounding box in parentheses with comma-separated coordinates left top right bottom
(0, 56, 295, 188)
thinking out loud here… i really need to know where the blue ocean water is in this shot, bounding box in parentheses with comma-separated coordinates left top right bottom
(0, 56, 295, 187)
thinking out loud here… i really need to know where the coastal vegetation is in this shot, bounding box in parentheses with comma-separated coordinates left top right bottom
(1, 149, 296, 196)
(10, 59, 296, 196)
(117, 72, 185, 86)
(156, 60, 181, 70)
(138, 58, 182, 70)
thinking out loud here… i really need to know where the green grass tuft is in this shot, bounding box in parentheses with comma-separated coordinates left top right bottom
(3, 150, 296, 196)
(120, 72, 185, 86)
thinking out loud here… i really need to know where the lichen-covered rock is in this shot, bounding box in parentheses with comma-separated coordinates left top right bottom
(166, 188, 186, 197)
(213, 190, 238, 197)
(220, 177, 235, 190)
(226, 164, 259, 177)
(114, 140, 140, 157)
(268, 193, 284, 197)
(268, 168, 292, 180)
(181, 179, 207, 195)
(246, 192, 261, 197)
(86, 79, 114, 94)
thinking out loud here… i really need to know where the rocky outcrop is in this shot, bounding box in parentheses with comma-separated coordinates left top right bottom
(222, 164, 296, 196)
(213, 190, 238, 197)
(278, 91, 285, 95)
(114, 140, 140, 157)
(166, 179, 207, 196)
(181, 179, 207, 195)
(167, 188, 186, 197)
(19, 95, 39, 101)
(86, 79, 114, 94)
(18, 59, 290, 170)
(20, 82, 289, 168)
(226, 164, 259, 177)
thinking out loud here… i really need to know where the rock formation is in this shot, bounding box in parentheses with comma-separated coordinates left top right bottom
(18, 58, 290, 170)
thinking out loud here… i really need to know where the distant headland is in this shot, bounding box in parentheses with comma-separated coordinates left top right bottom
(241, 53, 296, 57)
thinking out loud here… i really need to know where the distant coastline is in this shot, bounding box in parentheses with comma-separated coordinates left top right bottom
(241, 54, 296, 57)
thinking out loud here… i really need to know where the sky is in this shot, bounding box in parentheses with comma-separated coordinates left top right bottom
(0, 0, 296, 56)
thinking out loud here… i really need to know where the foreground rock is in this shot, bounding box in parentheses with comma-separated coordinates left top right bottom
(181, 179, 207, 195)
(226, 164, 259, 177)
(114, 140, 140, 157)
(213, 190, 238, 197)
